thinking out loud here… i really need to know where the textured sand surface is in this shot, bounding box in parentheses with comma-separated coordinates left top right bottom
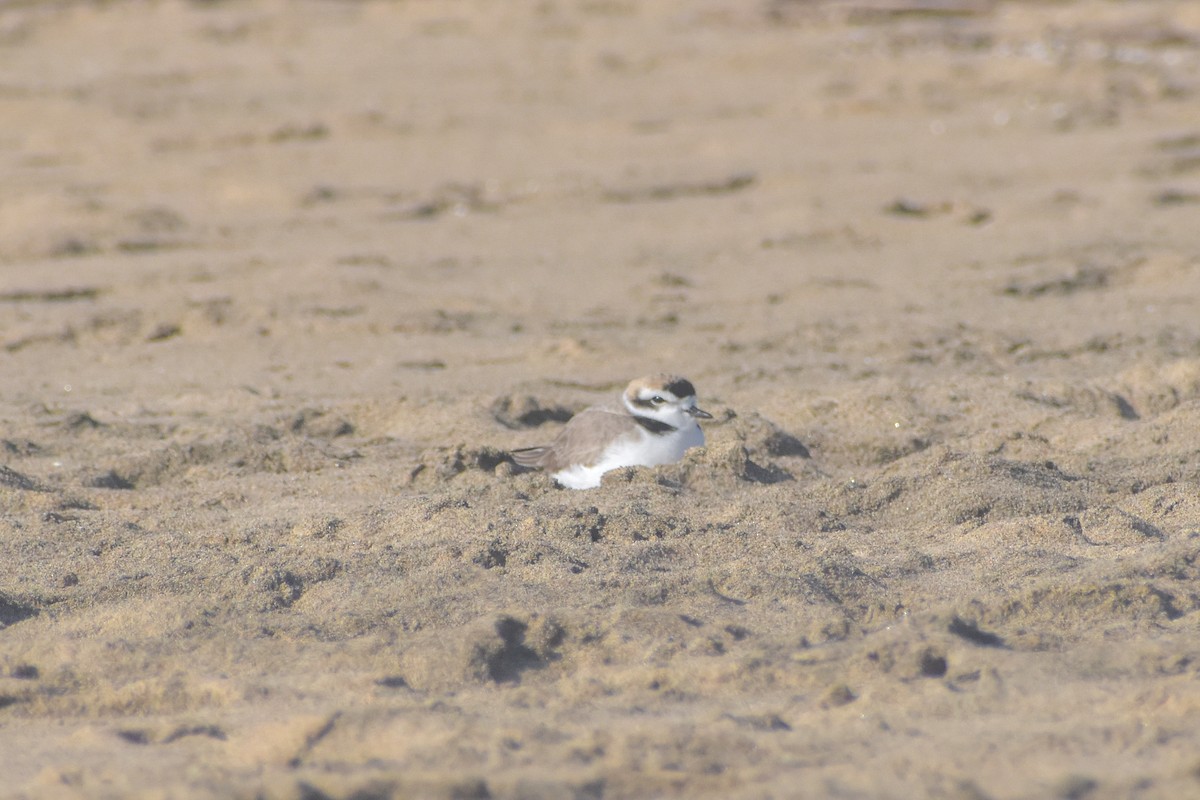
(2, 1, 1200, 798)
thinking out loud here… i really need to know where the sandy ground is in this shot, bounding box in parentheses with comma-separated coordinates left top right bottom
(2, 0, 1200, 797)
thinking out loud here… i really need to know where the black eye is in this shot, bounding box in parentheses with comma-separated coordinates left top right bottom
(651, 395, 666, 405)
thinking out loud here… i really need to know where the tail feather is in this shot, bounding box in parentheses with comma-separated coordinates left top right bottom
(510, 446, 550, 468)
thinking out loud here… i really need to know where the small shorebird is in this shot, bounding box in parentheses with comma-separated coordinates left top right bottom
(510, 374, 712, 489)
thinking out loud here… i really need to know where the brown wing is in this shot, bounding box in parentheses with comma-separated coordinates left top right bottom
(510, 446, 552, 468)
(512, 404, 639, 472)
(539, 405, 640, 471)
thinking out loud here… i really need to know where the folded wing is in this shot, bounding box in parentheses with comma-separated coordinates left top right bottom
(510, 405, 639, 472)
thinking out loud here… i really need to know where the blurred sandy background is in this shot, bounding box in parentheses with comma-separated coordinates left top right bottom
(2, 0, 1200, 797)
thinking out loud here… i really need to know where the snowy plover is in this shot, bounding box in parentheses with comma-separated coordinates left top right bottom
(510, 374, 712, 489)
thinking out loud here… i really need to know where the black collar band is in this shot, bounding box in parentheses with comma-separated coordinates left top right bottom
(633, 416, 677, 434)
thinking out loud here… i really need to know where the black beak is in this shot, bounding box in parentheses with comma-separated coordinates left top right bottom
(687, 406, 713, 420)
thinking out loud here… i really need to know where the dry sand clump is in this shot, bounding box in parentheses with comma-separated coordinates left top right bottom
(2, 0, 1200, 798)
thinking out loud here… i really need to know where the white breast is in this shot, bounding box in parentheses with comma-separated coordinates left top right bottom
(550, 423, 704, 489)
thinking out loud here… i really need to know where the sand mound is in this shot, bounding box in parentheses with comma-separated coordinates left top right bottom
(2, 0, 1199, 797)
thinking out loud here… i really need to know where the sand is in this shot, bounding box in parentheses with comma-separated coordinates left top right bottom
(2, 0, 1200, 797)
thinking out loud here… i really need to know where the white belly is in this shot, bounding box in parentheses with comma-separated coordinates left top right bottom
(551, 424, 704, 490)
